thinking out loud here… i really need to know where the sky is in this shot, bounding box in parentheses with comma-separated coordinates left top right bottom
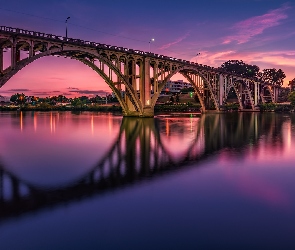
(0, 0, 294, 97)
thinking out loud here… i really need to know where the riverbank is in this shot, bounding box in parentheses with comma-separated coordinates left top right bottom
(0, 102, 294, 113)
(0, 103, 202, 113)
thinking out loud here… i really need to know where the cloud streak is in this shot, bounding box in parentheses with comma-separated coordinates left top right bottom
(68, 89, 110, 95)
(159, 32, 190, 50)
(223, 5, 290, 44)
(6, 88, 31, 92)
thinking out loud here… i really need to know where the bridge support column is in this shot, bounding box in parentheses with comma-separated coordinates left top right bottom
(11, 45, 17, 69)
(139, 58, 154, 117)
(254, 82, 259, 106)
(153, 62, 159, 95)
(124, 59, 138, 115)
(29, 42, 35, 58)
(273, 86, 279, 103)
(219, 74, 225, 106)
(0, 48, 3, 74)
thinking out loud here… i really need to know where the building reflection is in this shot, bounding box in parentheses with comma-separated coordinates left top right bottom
(0, 113, 292, 221)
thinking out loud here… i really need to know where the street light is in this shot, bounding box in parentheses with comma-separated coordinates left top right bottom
(196, 52, 200, 63)
(65, 16, 70, 40)
(149, 38, 155, 52)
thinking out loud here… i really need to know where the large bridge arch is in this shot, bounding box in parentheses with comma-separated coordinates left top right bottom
(0, 46, 146, 116)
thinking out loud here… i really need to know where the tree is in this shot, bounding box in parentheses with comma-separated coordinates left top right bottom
(10, 94, 18, 103)
(49, 96, 57, 105)
(289, 78, 295, 91)
(180, 87, 195, 94)
(220, 60, 260, 78)
(259, 68, 286, 87)
(10, 93, 26, 105)
(278, 87, 290, 102)
(57, 95, 68, 103)
(288, 92, 295, 106)
(71, 97, 85, 108)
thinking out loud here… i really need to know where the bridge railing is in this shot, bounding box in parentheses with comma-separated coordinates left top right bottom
(0, 25, 207, 67)
(0, 25, 260, 79)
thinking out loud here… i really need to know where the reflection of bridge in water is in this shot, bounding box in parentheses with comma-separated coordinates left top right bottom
(0, 113, 287, 220)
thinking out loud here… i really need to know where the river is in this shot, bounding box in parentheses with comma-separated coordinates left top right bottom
(0, 111, 295, 249)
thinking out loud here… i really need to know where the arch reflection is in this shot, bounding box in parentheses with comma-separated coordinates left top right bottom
(0, 113, 290, 220)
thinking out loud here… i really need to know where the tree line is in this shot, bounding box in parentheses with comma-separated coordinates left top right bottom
(219, 60, 286, 86)
(9, 93, 118, 106)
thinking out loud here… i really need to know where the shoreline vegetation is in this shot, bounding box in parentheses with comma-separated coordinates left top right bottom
(0, 102, 294, 113)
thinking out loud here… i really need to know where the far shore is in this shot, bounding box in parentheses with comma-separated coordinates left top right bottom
(0, 102, 294, 114)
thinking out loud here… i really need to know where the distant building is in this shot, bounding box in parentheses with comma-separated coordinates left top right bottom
(0, 95, 10, 103)
(161, 80, 191, 95)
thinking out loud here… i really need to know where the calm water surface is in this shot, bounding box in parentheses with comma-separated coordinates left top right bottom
(0, 111, 295, 250)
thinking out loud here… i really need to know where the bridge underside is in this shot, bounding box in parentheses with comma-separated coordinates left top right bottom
(0, 26, 280, 116)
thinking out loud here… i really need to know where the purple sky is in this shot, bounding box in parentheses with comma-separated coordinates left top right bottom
(0, 0, 294, 97)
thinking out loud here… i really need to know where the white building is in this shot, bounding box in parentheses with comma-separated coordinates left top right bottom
(0, 95, 10, 103)
(161, 80, 191, 94)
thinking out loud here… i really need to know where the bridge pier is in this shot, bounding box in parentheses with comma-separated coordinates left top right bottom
(123, 107, 154, 117)
(11, 42, 17, 69)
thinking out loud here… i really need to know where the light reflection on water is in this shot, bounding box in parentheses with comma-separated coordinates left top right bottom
(0, 111, 295, 250)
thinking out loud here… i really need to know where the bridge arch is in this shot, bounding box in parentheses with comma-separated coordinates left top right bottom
(151, 65, 220, 112)
(0, 47, 147, 116)
(225, 83, 244, 110)
(261, 85, 275, 103)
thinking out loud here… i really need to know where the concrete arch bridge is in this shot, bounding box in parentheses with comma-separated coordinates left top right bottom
(0, 26, 279, 117)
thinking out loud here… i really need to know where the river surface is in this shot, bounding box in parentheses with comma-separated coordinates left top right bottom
(0, 111, 295, 250)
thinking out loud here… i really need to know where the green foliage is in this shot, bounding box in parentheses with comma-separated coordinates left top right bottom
(10, 93, 26, 104)
(258, 103, 293, 112)
(288, 91, 295, 106)
(10, 94, 18, 103)
(259, 68, 286, 86)
(220, 60, 260, 78)
(154, 103, 201, 112)
(221, 103, 240, 111)
(180, 87, 195, 93)
(259, 103, 276, 111)
(278, 87, 290, 102)
(289, 78, 295, 87)
(71, 97, 86, 108)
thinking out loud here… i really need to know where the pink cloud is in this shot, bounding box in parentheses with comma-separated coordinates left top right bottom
(223, 5, 290, 44)
(159, 32, 190, 50)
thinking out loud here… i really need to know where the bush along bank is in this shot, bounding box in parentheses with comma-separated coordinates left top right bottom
(154, 103, 201, 113)
(0, 104, 123, 112)
(258, 103, 294, 112)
